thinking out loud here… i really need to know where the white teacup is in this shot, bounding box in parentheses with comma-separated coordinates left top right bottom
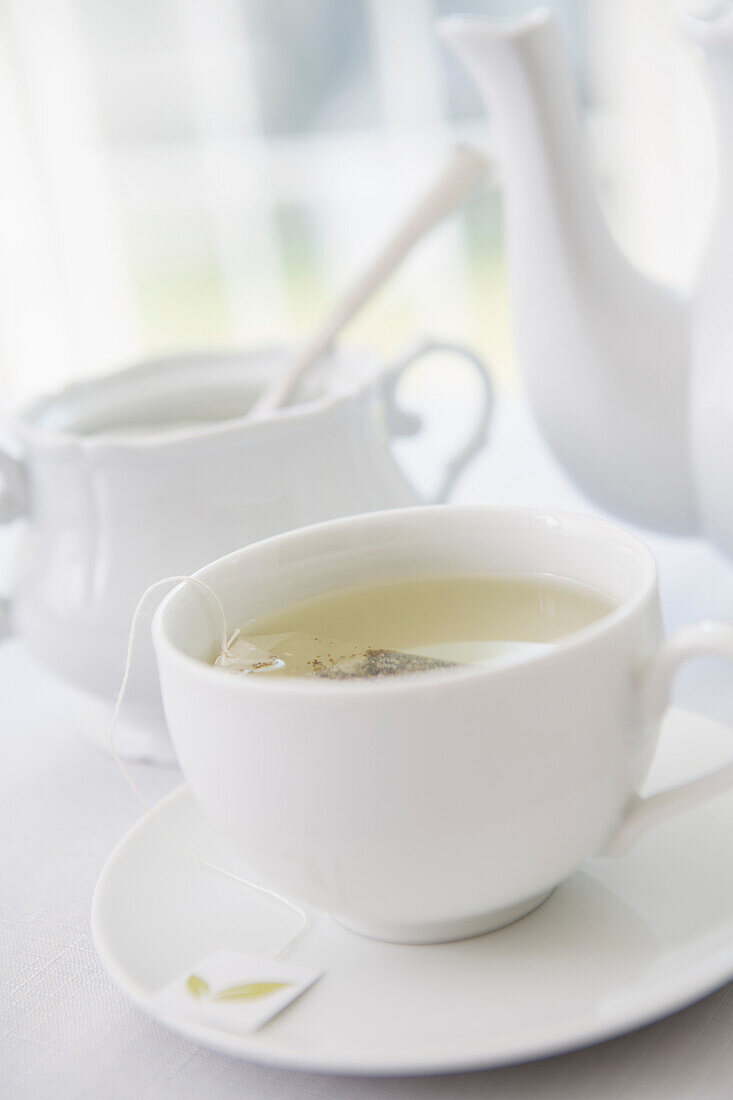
(153, 505, 733, 943)
(0, 342, 490, 760)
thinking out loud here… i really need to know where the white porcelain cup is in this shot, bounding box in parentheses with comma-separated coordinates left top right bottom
(153, 504, 733, 943)
(0, 342, 490, 761)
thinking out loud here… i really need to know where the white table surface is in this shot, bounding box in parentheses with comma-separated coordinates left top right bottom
(3, 396, 733, 1099)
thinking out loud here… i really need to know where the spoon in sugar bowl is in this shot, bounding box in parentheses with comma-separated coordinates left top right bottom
(249, 145, 492, 418)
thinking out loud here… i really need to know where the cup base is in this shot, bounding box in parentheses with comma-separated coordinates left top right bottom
(334, 888, 554, 945)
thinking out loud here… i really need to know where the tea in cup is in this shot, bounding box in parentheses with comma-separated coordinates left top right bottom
(213, 572, 617, 679)
(153, 505, 733, 942)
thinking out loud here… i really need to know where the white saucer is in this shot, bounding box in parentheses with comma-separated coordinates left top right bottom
(92, 708, 733, 1076)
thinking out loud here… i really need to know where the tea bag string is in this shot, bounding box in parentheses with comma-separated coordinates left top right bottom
(110, 576, 309, 960)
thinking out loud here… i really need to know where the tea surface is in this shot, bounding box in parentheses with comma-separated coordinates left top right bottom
(215, 574, 618, 680)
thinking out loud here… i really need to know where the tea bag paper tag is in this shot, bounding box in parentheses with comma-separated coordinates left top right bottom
(153, 950, 322, 1036)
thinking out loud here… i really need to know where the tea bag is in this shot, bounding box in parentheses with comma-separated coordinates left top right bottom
(215, 632, 461, 680)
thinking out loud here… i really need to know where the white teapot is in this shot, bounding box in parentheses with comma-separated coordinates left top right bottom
(0, 341, 491, 760)
(440, 6, 733, 553)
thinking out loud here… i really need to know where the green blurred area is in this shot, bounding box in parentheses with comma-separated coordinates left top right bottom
(129, 187, 515, 391)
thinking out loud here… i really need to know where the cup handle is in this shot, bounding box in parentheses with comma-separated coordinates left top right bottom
(0, 445, 27, 640)
(384, 337, 493, 503)
(604, 621, 733, 857)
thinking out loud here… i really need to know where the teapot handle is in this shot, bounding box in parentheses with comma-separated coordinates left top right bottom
(0, 445, 27, 640)
(384, 338, 493, 503)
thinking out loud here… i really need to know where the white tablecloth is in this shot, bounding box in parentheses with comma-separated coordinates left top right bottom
(3, 398, 733, 1099)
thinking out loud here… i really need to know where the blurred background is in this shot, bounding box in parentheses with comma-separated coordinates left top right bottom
(0, 0, 717, 405)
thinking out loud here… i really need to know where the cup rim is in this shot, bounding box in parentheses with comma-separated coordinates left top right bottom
(152, 504, 659, 696)
(13, 344, 383, 450)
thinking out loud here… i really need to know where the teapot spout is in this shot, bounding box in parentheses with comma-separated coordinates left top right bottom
(682, 2, 733, 365)
(439, 11, 698, 534)
(682, 5, 733, 552)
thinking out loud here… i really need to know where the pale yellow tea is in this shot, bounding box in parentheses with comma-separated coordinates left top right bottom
(214, 574, 618, 681)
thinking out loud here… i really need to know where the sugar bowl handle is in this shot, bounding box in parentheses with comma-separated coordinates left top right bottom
(384, 338, 493, 504)
(604, 621, 733, 857)
(0, 445, 27, 640)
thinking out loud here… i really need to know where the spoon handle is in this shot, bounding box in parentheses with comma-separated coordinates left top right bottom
(252, 145, 491, 417)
